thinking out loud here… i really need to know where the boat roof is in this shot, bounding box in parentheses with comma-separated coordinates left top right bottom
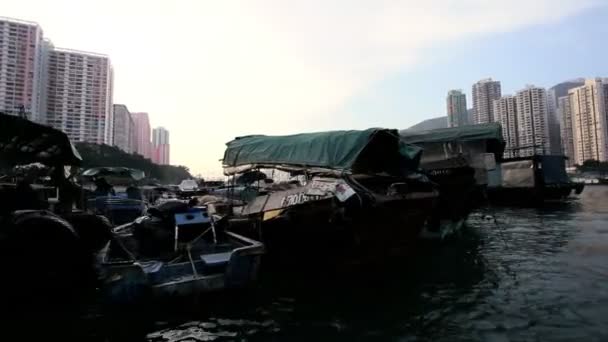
(223, 128, 422, 175)
(0, 113, 82, 166)
(400, 122, 505, 157)
(400, 122, 503, 145)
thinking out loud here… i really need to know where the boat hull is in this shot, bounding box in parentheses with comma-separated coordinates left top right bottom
(486, 184, 574, 206)
(99, 230, 263, 305)
(420, 166, 477, 240)
(228, 190, 438, 266)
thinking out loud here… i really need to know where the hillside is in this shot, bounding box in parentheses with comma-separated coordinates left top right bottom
(405, 116, 448, 132)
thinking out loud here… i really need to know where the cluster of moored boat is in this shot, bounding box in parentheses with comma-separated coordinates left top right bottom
(0, 113, 585, 311)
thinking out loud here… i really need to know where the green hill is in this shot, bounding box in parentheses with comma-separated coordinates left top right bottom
(405, 116, 448, 132)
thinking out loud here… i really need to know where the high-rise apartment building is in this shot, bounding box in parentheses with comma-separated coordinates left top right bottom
(472, 78, 501, 124)
(493, 95, 518, 158)
(113, 104, 136, 153)
(45, 48, 113, 144)
(547, 80, 585, 155)
(152, 126, 170, 165)
(558, 95, 575, 166)
(0, 17, 45, 122)
(568, 78, 608, 164)
(446, 90, 468, 128)
(132, 112, 152, 159)
(515, 85, 550, 156)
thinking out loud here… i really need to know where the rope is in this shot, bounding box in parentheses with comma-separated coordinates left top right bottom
(110, 235, 138, 262)
(187, 246, 199, 278)
(175, 225, 214, 277)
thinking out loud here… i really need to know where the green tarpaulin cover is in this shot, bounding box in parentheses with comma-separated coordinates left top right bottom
(399, 123, 504, 145)
(223, 128, 421, 173)
(0, 113, 82, 166)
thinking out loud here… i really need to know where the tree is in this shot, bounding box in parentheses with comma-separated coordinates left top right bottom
(75, 143, 193, 184)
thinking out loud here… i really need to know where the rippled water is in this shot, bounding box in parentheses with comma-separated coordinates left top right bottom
(16, 186, 608, 341)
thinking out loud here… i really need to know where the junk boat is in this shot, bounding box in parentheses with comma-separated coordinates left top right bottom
(99, 202, 264, 304)
(400, 123, 505, 239)
(219, 128, 439, 264)
(487, 154, 583, 205)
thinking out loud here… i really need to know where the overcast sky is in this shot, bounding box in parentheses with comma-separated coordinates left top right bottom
(4, 0, 608, 177)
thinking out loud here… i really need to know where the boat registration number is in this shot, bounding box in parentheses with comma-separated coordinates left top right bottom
(280, 193, 324, 207)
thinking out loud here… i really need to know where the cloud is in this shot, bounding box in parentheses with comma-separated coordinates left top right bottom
(3, 0, 602, 176)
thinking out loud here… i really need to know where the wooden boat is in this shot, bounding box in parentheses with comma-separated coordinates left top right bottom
(487, 154, 581, 205)
(400, 123, 505, 239)
(99, 203, 263, 304)
(219, 129, 439, 265)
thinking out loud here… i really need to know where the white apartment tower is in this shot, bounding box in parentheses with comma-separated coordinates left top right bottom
(493, 95, 518, 158)
(0, 17, 46, 122)
(45, 48, 113, 144)
(546, 80, 585, 155)
(515, 86, 550, 156)
(568, 78, 608, 164)
(446, 90, 468, 128)
(558, 95, 575, 166)
(472, 78, 501, 124)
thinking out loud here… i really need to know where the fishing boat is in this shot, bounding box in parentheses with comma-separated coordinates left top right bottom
(487, 154, 582, 205)
(400, 123, 505, 239)
(99, 202, 263, 304)
(219, 128, 439, 265)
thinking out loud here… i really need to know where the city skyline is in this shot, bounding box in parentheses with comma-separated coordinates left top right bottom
(1, 15, 170, 166)
(443, 77, 608, 165)
(3, 1, 608, 175)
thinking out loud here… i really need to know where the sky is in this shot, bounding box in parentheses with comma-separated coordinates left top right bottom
(4, 0, 608, 177)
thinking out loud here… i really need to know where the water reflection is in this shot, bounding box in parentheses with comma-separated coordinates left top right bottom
(140, 224, 491, 341)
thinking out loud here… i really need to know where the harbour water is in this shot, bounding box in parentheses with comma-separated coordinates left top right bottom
(14, 186, 608, 341)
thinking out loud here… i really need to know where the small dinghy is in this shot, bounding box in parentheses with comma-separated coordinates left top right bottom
(98, 201, 264, 304)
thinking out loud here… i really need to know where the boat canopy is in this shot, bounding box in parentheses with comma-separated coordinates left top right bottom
(400, 122, 505, 157)
(0, 113, 82, 166)
(223, 128, 422, 175)
(400, 122, 503, 145)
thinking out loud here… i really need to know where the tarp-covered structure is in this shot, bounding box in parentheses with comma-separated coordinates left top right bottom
(223, 128, 422, 175)
(0, 113, 82, 166)
(400, 123, 505, 185)
(399, 122, 504, 153)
